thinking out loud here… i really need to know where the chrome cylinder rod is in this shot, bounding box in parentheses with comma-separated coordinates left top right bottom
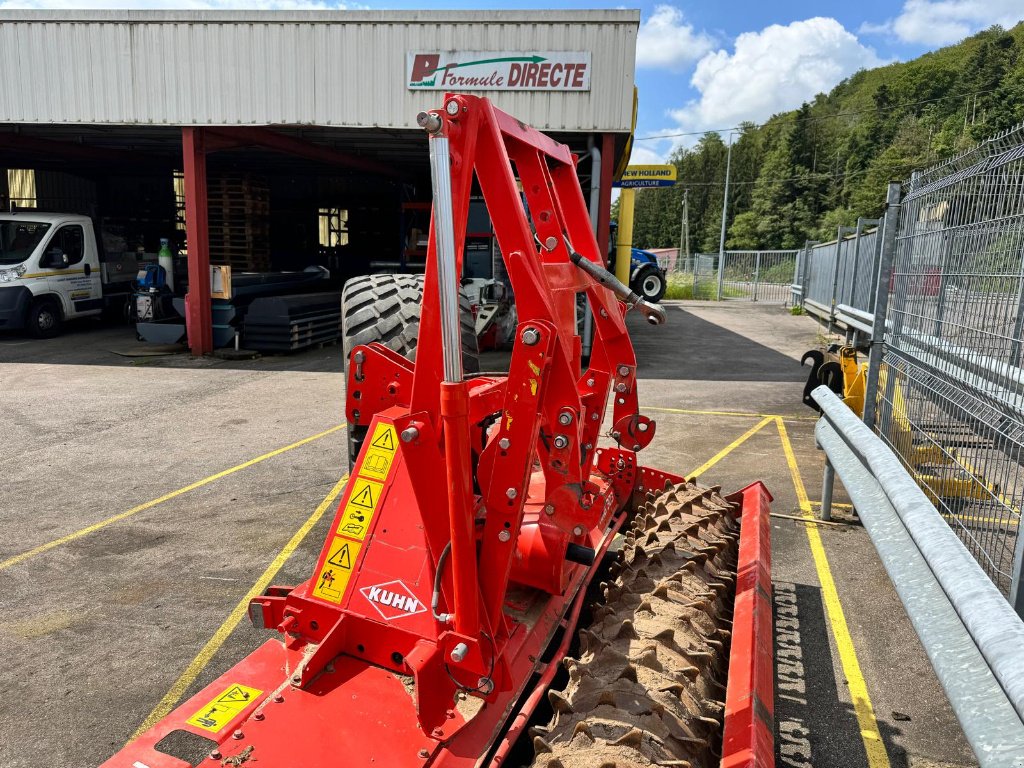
(420, 110, 464, 383)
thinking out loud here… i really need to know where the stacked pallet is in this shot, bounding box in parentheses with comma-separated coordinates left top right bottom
(208, 173, 270, 272)
(242, 293, 342, 352)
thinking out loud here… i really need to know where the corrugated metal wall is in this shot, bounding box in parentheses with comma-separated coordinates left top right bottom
(0, 11, 637, 132)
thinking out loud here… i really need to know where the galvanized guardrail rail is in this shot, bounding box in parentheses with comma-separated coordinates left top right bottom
(814, 385, 1024, 768)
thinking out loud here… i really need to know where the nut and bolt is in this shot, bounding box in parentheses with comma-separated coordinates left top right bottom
(254, 711, 265, 721)
(445, 99, 461, 116)
(611, 431, 621, 440)
(558, 412, 573, 425)
(615, 382, 627, 393)
(573, 525, 585, 536)
(583, 442, 593, 450)
(553, 435, 570, 449)
(450, 642, 469, 662)
(591, 413, 599, 421)
(498, 437, 510, 450)
(521, 327, 541, 346)
(498, 530, 511, 542)
(544, 504, 555, 515)
(209, 751, 222, 761)
(432, 727, 445, 738)
(353, 351, 365, 363)
(232, 730, 244, 740)
(419, 749, 431, 759)
(273, 693, 285, 703)
(586, 378, 595, 387)
(617, 365, 630, 377)
(544, 236, 558, 250)
(401, 426, 419, 443)
(506, 487, 518, 499)
(291, 674, 301, 684)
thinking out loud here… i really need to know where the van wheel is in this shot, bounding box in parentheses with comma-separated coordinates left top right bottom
(27, 298, 63, 339)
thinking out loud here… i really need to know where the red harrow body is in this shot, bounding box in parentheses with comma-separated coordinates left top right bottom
(105, 95, 773, 768)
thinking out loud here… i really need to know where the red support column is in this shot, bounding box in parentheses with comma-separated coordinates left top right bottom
(597, 132, 615, 267)
(182, 127, 213, 356)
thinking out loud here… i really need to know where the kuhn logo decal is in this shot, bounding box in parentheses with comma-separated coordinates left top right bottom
(361, 580, 426, 621)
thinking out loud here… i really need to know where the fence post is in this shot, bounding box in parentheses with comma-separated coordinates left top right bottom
(863, 182, 902, 429)
(752, 251, 761, 302)
(1013, 529, 1024, 619)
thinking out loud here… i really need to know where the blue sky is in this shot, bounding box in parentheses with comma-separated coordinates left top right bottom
(4, 0, 1022, 162)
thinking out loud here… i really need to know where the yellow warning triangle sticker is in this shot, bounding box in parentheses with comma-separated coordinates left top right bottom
(328, 543, 352, 569)
(350, 485, 375, 509)
(371, 429, 395, 451)
(217, 685, 252, 703)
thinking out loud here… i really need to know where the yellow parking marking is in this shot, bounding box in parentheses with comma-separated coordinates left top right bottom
(130, 472, 349, 740)
(687, 415, 774, 479)
(776, 417, 891, 768)
(0, 424, 345, 573)
(646, 405, 817, 421)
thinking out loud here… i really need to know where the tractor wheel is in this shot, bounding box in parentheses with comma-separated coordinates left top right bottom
(530, 481, 739, 768)
(632, 265, 667, 303)
(27, 298, 63, 339)
(341, 273, 479, 467)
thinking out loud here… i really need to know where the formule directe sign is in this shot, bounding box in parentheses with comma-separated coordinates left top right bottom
(613, 165, 678, 189)
(407, 52, 591, 91)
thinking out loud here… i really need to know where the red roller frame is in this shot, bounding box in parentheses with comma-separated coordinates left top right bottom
(722, 481, 776, 768)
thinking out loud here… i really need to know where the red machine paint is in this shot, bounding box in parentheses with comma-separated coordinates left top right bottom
(104, 95, 774, 768)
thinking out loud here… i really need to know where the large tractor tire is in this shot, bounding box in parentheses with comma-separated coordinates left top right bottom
(632, 265, 667, 303)
(531, 481, 738, 768)
(341, 273, 479, 467)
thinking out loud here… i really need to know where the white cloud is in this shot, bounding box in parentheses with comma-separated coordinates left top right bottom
(626, 144, 666, 166)
(0, 0, 342, 8)
(863, 0, 1023, 46)
(635, 4, 715, 72)
(669, 17, 883, 138)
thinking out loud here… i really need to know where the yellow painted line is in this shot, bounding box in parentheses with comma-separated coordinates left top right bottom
(810, 501, 854, 510)
(775, 417, 891, 768)
(687, 415, 774, 479)
(0, 424, 346, 573)
(646, 405, 817, 421)
(941, 512, 1019, 527)
(130, 472, 350, 740)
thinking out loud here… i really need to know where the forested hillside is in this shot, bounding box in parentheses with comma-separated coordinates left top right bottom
(629, 23, 1024, 252)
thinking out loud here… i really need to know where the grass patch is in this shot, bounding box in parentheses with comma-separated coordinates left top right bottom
(664, 273, 748, 300)
(790, 305, 805, 315)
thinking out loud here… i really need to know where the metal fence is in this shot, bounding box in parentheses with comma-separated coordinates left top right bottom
(659, 249, 798, 302)
(794, 123, 1024, 614)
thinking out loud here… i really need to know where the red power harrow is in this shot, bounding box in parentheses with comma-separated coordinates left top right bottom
(105, 94, 773, 768)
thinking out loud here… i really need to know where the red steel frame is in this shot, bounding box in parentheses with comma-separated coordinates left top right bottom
(106, 95, 773, 768)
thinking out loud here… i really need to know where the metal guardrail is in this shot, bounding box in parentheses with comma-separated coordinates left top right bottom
(814, 385, 1024, 768)
(660, 249, 797, 302)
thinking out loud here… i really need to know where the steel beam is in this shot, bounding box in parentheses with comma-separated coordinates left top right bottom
(182, 127, 213, 356)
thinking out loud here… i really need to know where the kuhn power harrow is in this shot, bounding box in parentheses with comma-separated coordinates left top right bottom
(105, 94, 773, 768)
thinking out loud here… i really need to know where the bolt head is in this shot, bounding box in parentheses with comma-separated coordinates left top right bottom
(591, 413, 599, 421)
(586, 378, 595, 387)
(544, 503, 555, 515)
(254, 711, 265, 721)
(419, 748, 431, 759)
(498, 530, 511, 542)
(506, 487, 517, 499)
(498, 437, 511, 450)
(553, 435, 569, 449)
(618, 365, 630, 376)
(209, 751, 222, 760)
(615, 382, 627, 393)
(445, 98, 460, 116)
(558, 412, 573, 425)
(573, 525, 585, 536)
(521, 327, 541, 346)
(353, 350, 365, 363)
(401, 426, 419, 443)
(232, 730, 244, 740)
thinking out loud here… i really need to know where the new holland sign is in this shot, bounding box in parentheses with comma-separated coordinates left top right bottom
(614, 165, 678, 189)
(407, 51, 591, 91)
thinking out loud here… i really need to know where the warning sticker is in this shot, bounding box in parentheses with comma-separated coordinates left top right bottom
(335, 477, 383, 540)
(186, 683, 262, 732)
(312, 537, 362, 603)
(359, 423, 398, 482)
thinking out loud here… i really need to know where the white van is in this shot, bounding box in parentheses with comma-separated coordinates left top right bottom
(0, 213, 136, 338)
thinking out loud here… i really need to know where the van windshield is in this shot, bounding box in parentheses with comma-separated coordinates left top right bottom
(0, 220, 51, 265)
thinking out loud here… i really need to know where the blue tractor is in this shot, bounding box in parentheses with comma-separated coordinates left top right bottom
(609, 223, 668, 303)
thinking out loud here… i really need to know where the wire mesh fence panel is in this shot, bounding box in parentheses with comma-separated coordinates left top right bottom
(805, 241, 839, 313)
(717, 251, 798, 303)
(876, 123, 1024, 599)
(850, 229, 880, 313)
